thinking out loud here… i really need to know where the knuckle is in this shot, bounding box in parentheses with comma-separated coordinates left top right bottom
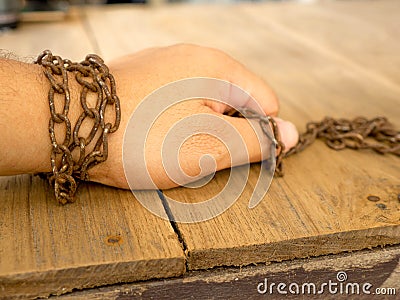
(269, 96, 279, 115)
(181, 133, 228, 164)
(169, 43, 231, 63)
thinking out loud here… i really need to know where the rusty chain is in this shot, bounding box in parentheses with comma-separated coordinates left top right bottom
(236, 107, 286, 175)
(237, 108, 400, 176)
(36, 50, 121, 205)
(35, 50, 398, 204)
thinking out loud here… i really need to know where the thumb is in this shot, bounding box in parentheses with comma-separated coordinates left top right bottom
(217, 114, 299, 169)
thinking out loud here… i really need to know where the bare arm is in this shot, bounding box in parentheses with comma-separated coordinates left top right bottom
(0, 45, 298, 189)
(0, 59, 51, 175)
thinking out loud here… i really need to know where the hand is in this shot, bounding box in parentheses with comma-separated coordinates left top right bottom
(0, 44, 298, 190)
(89, 44, 299, 189)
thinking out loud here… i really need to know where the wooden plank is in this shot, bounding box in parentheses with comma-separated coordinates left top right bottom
(0, 176, 185, 299)
(81, 5, 182, 60)
(2, 2, 398, 297)
(83, 3, 400, 270)
(0, 13, 185, 299)
(84, 3, 400, 123)
(0, 8, 93, 61)
(166, 159, 400, 270)
(241, 0, 400, 89)
(83, 0, 400, 91)
(58, 245, 400, 299)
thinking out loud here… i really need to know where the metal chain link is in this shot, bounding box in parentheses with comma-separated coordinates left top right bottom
(285, 116, 400, 157)
(236, 107, 286, 175)
(35, 49, 398, 203)
(237, 108, 400, 176)
(36, 50, 121, 205)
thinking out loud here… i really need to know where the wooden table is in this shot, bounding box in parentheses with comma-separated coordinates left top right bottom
(1, 0, 399, 298)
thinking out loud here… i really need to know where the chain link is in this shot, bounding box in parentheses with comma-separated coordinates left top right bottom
(236, 108, 400, 176)
(35, 50, 399, 202)
(286, 116, 400, 157)
(36, 50, 121, 205)
(236, 107, 286, 175)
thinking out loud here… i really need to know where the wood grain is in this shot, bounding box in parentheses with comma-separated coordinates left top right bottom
(85, 2, 400, 269)
(57, 245, 400, 299)
(0, 14, 185, 299)
(0, 176, 185, 299)
(242, 0, 400, 89)
(1, 1, 400, 298)
(91, 1, 400, 270)
(0, 8, 93, 61)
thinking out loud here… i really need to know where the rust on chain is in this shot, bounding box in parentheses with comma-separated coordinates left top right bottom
(236, 108, 400, 177)
(35, 50, 399, 203)
(285, 116, 400, 158)
(35, 50, 121, 205)
(236, 107, 286, 176)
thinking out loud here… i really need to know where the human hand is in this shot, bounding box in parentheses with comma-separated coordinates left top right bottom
(0, 44, 298, 190)
(88, 44, 299, 189)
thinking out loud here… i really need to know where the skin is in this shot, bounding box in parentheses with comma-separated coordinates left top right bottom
(0, 44, 298, 189)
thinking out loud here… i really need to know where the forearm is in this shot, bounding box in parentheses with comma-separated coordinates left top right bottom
(0, 45, 299, 192)
(0, 58, 50, 175)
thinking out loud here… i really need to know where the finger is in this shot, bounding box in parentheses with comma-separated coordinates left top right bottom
(148, 104, 298, 189)
(203, 50, 279, 116)
(210, 113, 299, 171)
(227, 65, 279, 116)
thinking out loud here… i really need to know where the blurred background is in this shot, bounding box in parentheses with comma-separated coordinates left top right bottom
(1, 0, 317, 30)
(1, 1, 143, 29)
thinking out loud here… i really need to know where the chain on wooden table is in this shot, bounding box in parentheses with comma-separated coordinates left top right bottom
(237, 108, 400, 176)
(36, 50, 121, 205)
(35, 49, 398, 204)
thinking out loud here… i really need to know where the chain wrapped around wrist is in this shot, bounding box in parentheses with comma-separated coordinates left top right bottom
(35, 50, 399, 204)
(35, 50, 121, 205)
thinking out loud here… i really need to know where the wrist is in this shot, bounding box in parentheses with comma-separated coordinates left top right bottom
(0, 59, 48, 175)
(0, 58, 81, 176)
